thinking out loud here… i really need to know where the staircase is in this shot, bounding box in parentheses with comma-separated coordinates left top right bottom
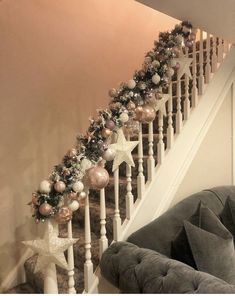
(6, 23, 234, 294)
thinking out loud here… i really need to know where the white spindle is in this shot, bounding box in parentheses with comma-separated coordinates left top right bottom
(211, 36, 218, 73)
(67, 220, 76, 294)
(126, 134, 134, 220)
(191, 32, 198, 107)
(198, 29, 205, 95)
(84, 190, 94, 293)
(176, 73, 182, 133)
(167, 82, 174, 149)
(223, 39, 229, 54)
(217, 37, 223, 62)
(113, 168, 121, 241)
(147, 121, 155, 181)
(157, 110, 164, 164)
(99, 187, 108, 259)
(137, 122, 145, 199)
(183, 47, 190, 120)
(205, 32, 211, 84)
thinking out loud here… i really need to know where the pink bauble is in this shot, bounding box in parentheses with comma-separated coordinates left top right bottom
(39, 202, 52, 216)
(101, 128, 112, 138)
(174, 62, 181, 70)
(67, 191, 78, 200)
(108, 88, 117, 97)
(142, 105, 156, 123)
(134, 106, 144, 122)
(105, 119, 115, 130)
(54, 181, 66, 193)
(85, 166, 109, 190)
(55, 206, 72, 224)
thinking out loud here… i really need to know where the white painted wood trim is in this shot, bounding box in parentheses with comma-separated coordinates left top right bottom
(232, 81, 235, 185)
(120, 47, 235, 240)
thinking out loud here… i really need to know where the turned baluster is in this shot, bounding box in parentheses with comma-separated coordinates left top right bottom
(183, 47, 190, 120)
(211, 36, 218, 73)
(198, 29, 205, 95)
(99, 161, 108, 258)
(157, 110, 164, 164)
(147, 121, 155, 181)
(84, 190, 95, 293)
(137, 122, 145, 199)
(67, 220, 76, 294)
(191, 31, 198, 107)
(176, 72, 182, 133)
(126, 134, 134, 219)
(217, 37, 223, 63)
(223, 39, 229, 54)
(113, 168, 121, 241)
(167, 82, 174, 149)
(205, 32, 211, 84)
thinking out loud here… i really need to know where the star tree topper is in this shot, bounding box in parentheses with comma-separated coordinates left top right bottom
(22, 220, 78, 273)
(110, 128, 139, 172)
(173, 56, 193, 79)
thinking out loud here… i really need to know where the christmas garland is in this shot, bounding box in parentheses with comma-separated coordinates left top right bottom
(30, 21, 194, 224)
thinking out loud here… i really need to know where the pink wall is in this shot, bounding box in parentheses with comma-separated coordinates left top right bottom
(0, 0, 177, 289)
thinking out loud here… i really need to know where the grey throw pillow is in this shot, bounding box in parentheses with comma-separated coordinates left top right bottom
(184, 207, 235, 285)
(220, 196, 235, 238)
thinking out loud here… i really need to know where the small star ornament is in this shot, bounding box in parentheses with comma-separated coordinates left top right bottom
(154, 94, 170, 116)
(110, 128, 138, 172)
(22, 220, 78, 273)
(173, 56, 193, 79)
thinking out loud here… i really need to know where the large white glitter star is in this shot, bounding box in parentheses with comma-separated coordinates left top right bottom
(154, 94, 170, 116)
(110, 128, 139, 172)
(173, 56, 193, 79)
(22, 220, 78, 273)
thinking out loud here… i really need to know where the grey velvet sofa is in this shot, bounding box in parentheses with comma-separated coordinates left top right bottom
(100, 186, 235, 293)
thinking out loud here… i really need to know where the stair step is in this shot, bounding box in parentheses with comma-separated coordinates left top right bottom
(5, 283, 36, 294)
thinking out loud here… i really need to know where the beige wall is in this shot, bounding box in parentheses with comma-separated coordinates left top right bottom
(0, 0, 177, 290)
(171, 87, 233, 207)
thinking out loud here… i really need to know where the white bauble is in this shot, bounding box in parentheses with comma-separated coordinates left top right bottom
(119, 112, 129, 123)
(152, 60, 160, 68)
(166, 67, 174, 77)
(72, 181, 84, 193)
(39, 180, 51, 194)
(127, 79, 136, 89)
(103, 148, 116, 161)
(79, 191, 86, 199)
(68, 200, 79, 212)
(152, 74, 161, 85)
(81, 158, 92, 172)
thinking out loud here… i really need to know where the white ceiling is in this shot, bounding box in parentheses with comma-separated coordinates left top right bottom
(136, 0, 235, 42)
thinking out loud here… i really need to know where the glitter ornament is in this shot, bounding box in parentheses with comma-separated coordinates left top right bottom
(166, 68, 174, 77)
(152, 74, 161, 85)
(102, 147, 116, 161)
(119, 112, 129, 123)
(55, 206, 72, 224)
(67, 191, 77, 200)
(39, 202, 52, 216)
(39, 180, 51, 194)
(108, 88, 117, 97)
(85, 166, 109, 190)
(138, 81, 146, 90)
(152, 60, 160, 68)
(127, 101, 136, 110)
(68, 200, 79, 212)
(72, 181, 84, 193)
(54, 181, 66, 193)
(127, 79, 136, 89)
(81, 158, 92, 172)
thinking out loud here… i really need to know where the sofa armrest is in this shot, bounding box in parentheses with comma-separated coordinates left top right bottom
(100, 241, 235, 293)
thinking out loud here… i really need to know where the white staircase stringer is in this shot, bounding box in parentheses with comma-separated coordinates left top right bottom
(120, 46, 235, 241)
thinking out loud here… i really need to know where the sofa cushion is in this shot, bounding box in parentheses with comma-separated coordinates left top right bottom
(185, 220, 235, 284)
(173, 203, 235, 284)
(220, 196, 235, 238)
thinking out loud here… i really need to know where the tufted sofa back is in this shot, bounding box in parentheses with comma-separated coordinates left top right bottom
(127, 186, 235, 258)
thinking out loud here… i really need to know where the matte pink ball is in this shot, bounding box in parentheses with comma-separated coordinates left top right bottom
(54, 181, 66, 193)
(39, 203, 52, 216)
(105, 120, 115, 130)
(85, 166, 109, 190)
